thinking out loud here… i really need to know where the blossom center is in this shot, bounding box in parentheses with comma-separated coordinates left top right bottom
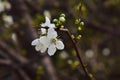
(40, 43, 44, 47)
(51, 38, 57, 44)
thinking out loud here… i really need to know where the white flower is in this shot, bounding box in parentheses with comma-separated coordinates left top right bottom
(102, 48, 110, 56)
(47, 28, 64, 56)
(3, 1, 11, 10)
(11, 33, 17, 42)
(3, 15, 13, 27)
(31, 29, 64, 56)
(0, 1, 4, 12)
(85, 49, 94, 58)
(41, 16, 55, 34)
(31, 36, 49, 53)
(32, 16, 65, 56)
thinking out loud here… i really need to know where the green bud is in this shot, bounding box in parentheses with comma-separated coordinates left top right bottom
(56, 23, 59, 26)
(58, 21, 62, 25)
(80, 22, 84, 26)
(71, 35, 75, 39)
(37, 66, 44, 74)
(68, 60, 73, 64)
(59, 17, 66, 22)
(74, 61, 79, 66)
(60, 13, 66, 17)
(53, 19, 58, 23)
(21, 50, 27, 56)
(72, 50, 76, 56)
(77, 26, 82, 31)
(60, 25, 64, 28)
(89, 73, 93, 78)
(75, 19, 81, 24)
(77, 35, 82, 39)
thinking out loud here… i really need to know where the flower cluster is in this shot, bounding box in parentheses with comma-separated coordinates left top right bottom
(31, 16, 64, 56)
(3, 15, 13, 27)
(0, 0, 11, 13)
(0, 0, 13, 27)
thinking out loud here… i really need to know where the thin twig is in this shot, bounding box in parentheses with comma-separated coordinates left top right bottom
(0, 40, 28, 64)
(60, 28, 92, 80)
(15, 67, 32, 80)
(0, 59, 12, 66)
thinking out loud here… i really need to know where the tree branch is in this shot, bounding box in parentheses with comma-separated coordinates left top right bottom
(0, 59, 12, 66)
(0, 40, 28, 64)
(60, 28, 93, 80)
(83, 19, 120, 37)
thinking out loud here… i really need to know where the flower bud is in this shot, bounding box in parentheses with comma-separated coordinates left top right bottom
(59, 17, 66, 22)
(68, 60, 73, 64)
(75, 19, 81, 24)
(71, 35, 75, 39)
(77, 26, 82, 31)
(3, 1, 11, 10)
(74, 61, 79, 66)
(56, 23, 59, 26)
(60, 13, 66, 17)
(80, 22, 84, 26)
(60, 25, 64, 28)
(53, 19, 58, 23)
(77, 35, 82, 39)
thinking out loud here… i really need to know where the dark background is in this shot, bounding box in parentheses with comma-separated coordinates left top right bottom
(0, 0, 120, 80)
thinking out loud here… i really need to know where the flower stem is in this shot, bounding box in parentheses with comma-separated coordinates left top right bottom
(60, 28, 93, 80)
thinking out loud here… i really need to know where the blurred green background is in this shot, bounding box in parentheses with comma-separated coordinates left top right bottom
(0, 0, 120, 80)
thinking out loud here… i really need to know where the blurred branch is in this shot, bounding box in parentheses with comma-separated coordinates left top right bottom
(15, 67, 32, 80)
(24, 0, 42, 12)
(0, 40, 28, 64)
(82, 0, 116, 26)
(82, 0, 97, 12)
(0, 59, 31, 80)
(0, 59, 12, 66)
(83, 19, 120, 37)
(0, 50, 10, 59)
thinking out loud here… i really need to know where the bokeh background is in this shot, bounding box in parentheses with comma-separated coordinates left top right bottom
(0, 0, 120, 80)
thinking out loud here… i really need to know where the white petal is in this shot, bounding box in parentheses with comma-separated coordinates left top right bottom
(41, 28, 46, 34)
(47, 28, 57, 39)
(56, 40, 64, 50)
(31, 39, 39, 46)
(35, 45, 41, 51)
(49, 24, 55, 28)
(45, 16, 50, 25)
(41, 23, 46, 27)
(3, 1, 11, 10)
(40, 46, 47, 53)
(39, 36, 49, 47)
(0, 2, 4, 12)
(41, 17, 50, 27)
(41, 16, 55, 29)
(39, 36, 47, 42)
(48, 44, 56, 56)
